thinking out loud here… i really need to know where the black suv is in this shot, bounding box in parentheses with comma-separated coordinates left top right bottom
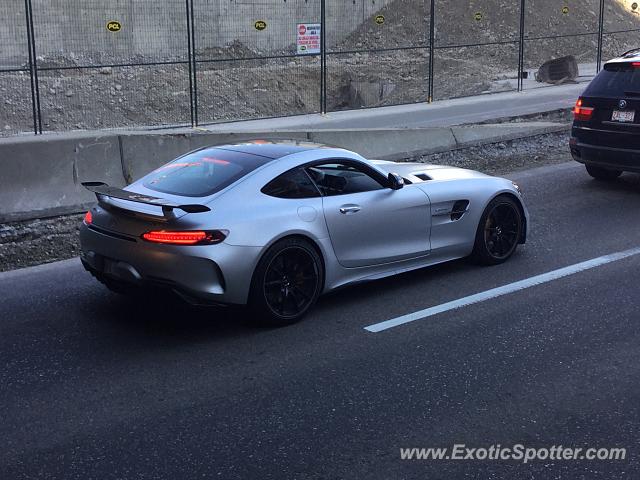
(570, 48, 640, 180)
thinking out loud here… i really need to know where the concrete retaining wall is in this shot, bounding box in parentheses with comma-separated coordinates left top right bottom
(0, 121, 569, 222)
(0, 135, 125, 221)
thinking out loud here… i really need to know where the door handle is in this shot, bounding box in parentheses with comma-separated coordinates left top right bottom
(339, 205, 361, 214)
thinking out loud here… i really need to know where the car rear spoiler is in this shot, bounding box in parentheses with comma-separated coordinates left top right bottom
(82, 182, 210, 215)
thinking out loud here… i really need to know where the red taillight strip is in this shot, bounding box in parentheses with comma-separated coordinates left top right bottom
(83, 210, 93, 225)
(141, 230, 227, 245)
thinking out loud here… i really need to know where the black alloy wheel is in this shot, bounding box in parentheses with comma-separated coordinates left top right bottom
(471, 195, 523, 265)
(250, 238, 323, 326)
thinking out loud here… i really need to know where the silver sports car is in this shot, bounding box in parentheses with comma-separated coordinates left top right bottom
(80, 140, 528, 325)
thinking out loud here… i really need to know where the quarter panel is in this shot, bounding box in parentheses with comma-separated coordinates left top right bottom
(210, 192, 328, 248)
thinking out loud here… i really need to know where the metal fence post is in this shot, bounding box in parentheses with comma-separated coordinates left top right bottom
(320, 0, 327, 114)
(24, 0, 41, 134)
(185, 0, 195, 127)
(23, 0, 37, 134)
(596, 0, 605, 73)
(517, 0, 526, 92)
(190, 0, 199, 126)
(428, 0, 435, 102)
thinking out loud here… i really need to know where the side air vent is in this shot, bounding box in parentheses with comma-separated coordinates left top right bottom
(451, 200, 470, 221)
(414, 173, 432, 181)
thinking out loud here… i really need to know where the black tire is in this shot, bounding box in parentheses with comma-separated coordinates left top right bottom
(470, 195, 523, 266)
(585, 164, 622, 181)
(249, 237, 323, 326)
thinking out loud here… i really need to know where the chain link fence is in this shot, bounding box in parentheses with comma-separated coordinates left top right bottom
(1, 0, 36, 136)
(192, 0, 322, 123)
(1, 0, 639, 136)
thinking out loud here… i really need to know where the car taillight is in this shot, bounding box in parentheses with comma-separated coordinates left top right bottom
(573, 98, 594, 121)
(632, 62, 640, 67)
(83, 210, 93, 225)
(141, 230, 227, 245)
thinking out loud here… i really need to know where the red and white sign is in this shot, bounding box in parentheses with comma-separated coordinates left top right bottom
(297, 23, 321, 55)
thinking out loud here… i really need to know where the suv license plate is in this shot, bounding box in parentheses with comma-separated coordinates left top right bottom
(612, 110, 635, 122)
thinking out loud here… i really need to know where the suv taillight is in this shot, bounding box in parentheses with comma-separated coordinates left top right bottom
(573, 98, 594, 121)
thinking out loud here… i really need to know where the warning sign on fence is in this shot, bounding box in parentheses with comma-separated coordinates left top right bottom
(297, 23, 321, 55)
(106, 21, 121, 32)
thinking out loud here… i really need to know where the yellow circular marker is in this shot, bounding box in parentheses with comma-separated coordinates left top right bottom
(474, 12, 483, 21)
(375, 15, 385, 25)
(561, 6, 569, 14)
(254, 20, 267, 31)
(106, 21, 122, 32)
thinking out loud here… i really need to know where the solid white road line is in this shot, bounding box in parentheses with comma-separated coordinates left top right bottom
(364, 246, 640, 333)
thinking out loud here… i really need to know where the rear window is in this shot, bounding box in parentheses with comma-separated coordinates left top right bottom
(142, 148, 269, 197)
(584, 63, 640, 97)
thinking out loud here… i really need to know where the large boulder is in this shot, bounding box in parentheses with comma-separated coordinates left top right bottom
(347, 80, 396, 108)
(535, 55, 579, 84)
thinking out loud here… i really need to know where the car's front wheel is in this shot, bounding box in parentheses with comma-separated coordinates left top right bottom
(585, 164, 622, 181)
(471, 195, 523, 265)
(249, 237, 323, 326)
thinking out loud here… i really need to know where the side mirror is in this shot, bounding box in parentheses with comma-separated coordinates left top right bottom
(388, 172, 404, 190)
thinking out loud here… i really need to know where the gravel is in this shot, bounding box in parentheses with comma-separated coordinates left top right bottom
(413, 129, 572, 176)
(0, 214, 84, 272)
(0, 129, 573, 273)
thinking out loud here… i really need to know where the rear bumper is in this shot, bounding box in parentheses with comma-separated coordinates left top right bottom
(80, 224, 262, 305)
(570, 132, 640, 173)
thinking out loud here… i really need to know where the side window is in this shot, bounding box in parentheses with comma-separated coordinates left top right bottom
(306, 162, 385, 196)
(261, 168, 321, 199)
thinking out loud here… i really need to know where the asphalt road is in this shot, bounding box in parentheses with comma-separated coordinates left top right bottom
(2, 160, 640, 479)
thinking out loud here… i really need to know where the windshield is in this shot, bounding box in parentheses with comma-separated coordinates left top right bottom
(142, 148, 270, 197)
(584, 63, 640, 97)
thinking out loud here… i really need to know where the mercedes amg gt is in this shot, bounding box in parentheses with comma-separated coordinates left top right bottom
(80, 141, 529, 325)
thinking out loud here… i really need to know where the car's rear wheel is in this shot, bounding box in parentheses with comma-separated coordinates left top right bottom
(585, 164, 622, 181)
(249, 237, 323, 326)
(471, 195, 523, 265)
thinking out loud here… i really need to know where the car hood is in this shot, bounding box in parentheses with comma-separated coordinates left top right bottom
(369, 160, 491, 182)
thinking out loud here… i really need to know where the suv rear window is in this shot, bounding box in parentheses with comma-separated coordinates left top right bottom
(584, 63, 640, 97)
(142, 148, 269, 197)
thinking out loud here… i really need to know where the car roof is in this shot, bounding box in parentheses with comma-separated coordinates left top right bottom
(215, 140, 332, 160)
(606, 48, 640, 64)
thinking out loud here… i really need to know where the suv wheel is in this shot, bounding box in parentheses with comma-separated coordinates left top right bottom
(585, 164, 622, 181)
